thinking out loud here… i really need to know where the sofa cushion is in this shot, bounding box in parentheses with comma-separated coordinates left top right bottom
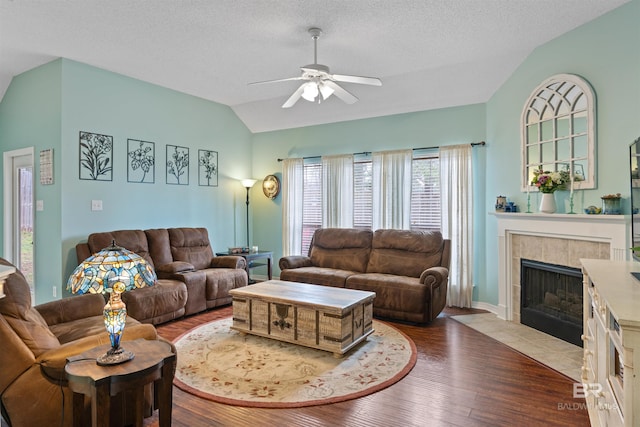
(36, 293, 105, 326)
(145, 228, 174, 267)
(168, 228, 214, 270)
(366, 229, 444, 278)
(0, 258, 60, 356)
(155, 261, 195, 273)
(0, 315, 35, 397)
(203, 268, 247, 305)
(3, 314, 61, 358)
(309, 228, 372, 273)
(346, 273, 426, 314)
(280, 267, 352, 288)
(48, 315, 142, 344)
(87, 229, 155, 269)
(122, 280, 188, 324)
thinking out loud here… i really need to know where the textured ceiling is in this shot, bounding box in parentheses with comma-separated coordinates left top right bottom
(0, 0, 628, 133)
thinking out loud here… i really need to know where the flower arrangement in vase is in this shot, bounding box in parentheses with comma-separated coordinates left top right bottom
(531, 169, 570, 213)
(531, 169, 570, 193)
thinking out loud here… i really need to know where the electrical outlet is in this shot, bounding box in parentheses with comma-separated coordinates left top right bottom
(53, 286, 57, 297)
(91, 200, 103, 211)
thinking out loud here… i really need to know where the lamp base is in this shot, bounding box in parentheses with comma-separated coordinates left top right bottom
(96, 347, 135, 366)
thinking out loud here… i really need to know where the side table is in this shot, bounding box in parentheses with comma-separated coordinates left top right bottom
(217, 250, 273, 283)
(65, 339, 175, 427)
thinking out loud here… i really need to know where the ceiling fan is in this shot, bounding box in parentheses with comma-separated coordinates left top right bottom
(249, 27, 382, 108)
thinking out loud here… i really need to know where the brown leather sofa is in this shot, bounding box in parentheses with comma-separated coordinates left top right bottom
(75, 227, 248, 323)
(0, 257, 172, 427)
(279, 228, 451, 324)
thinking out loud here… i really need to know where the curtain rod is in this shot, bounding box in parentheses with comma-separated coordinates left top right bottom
(277, 141, 485, 162)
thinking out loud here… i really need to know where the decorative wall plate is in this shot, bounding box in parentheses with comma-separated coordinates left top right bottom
(262, 174, 280, 199)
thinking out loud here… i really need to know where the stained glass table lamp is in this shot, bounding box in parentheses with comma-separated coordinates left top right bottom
(67, 240, 156, 365)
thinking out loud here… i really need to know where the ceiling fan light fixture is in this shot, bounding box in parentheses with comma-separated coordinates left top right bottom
(319, 82, 334, 100)
(249, 26, 381, 108)
(301, 82, 319, 102)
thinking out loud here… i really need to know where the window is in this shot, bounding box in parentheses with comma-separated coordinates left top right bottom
(302, 161, 321, 255)
(522, 74, 596, 190)
(411, 154, 441, 231)
(353, 156, 372, 230)
(301, 153, 441, 255)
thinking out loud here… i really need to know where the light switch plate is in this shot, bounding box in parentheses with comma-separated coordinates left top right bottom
(36, 200, 44, 211)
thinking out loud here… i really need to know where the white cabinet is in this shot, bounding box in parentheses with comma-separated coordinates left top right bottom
(581, 259, 640, 427)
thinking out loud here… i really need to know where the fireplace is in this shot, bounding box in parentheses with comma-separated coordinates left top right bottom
(493, 213, 626, 326)
(520, 259, 583, 347)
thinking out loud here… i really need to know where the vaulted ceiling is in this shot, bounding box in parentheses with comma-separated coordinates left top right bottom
(0, 0, 628, 133)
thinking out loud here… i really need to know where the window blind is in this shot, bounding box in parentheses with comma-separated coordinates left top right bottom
(411, 156, 441, 231)
(353, 159, 372, 229)
(302, 162, 322, 255)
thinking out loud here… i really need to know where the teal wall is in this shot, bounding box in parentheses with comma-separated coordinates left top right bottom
(1, 0, 638, 309)
(0, 60, 63, 304)
(1, 59, 253, 303)
(484, 0, 640, 304)
(250, 105, 487, 289)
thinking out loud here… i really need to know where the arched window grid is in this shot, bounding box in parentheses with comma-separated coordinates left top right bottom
(521, 74, 596, 191)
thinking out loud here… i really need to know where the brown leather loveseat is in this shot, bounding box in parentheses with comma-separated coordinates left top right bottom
(0, 257, 171, 427)
(279, 228, 450, 324)
(75, 227, 248, 324)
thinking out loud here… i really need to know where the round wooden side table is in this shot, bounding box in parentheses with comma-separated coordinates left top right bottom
(65, 339, 175, 427)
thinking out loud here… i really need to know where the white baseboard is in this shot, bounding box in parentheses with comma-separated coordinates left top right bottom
(471, 301, 500, 317)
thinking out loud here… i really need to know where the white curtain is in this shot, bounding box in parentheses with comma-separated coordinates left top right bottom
(282, 158, 304, 256)
(372, 149, 412, 230)
(322, 154, 354, 228)
(440, 144, 473, 308)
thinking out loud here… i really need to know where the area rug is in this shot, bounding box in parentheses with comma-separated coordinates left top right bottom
(173, 317, 416, 408)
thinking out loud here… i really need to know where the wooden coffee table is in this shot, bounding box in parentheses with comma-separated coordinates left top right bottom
(229, 280, 375, 357)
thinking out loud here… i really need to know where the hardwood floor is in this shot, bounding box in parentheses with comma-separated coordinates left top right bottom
(148, 306, 590, 427)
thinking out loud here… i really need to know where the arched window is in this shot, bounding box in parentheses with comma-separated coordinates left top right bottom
(521, 74, 596, 190)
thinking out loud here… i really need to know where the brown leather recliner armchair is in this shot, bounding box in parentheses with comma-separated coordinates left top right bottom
(0, 258, 172, 427)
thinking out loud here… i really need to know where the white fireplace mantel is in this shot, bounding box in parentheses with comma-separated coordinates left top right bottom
(491, 212, 627, 320)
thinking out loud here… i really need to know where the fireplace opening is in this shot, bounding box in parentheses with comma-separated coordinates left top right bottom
(520, 259, 583, 347)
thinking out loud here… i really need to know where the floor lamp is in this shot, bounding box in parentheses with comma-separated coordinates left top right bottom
(241, 179, 257, 250)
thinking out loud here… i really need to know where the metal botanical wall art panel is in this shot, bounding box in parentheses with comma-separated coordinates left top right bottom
(166, 144, 189, 185)
(127, 139, 155, 183)
(79, 131, 113, 181)
(198, 149, 218, 187)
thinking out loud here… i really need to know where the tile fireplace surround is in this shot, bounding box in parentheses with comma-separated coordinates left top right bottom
(492, 212, 627, 322)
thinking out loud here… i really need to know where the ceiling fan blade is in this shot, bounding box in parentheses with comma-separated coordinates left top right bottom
(282, 83, 307, 108)
(249, 76, 305, 86)
(331, 74, 382, 86)
(323, 80, 358, 104)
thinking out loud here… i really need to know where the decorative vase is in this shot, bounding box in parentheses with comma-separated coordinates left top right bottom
(539, 192, 556, 213)
(601, 196, 622, 215)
